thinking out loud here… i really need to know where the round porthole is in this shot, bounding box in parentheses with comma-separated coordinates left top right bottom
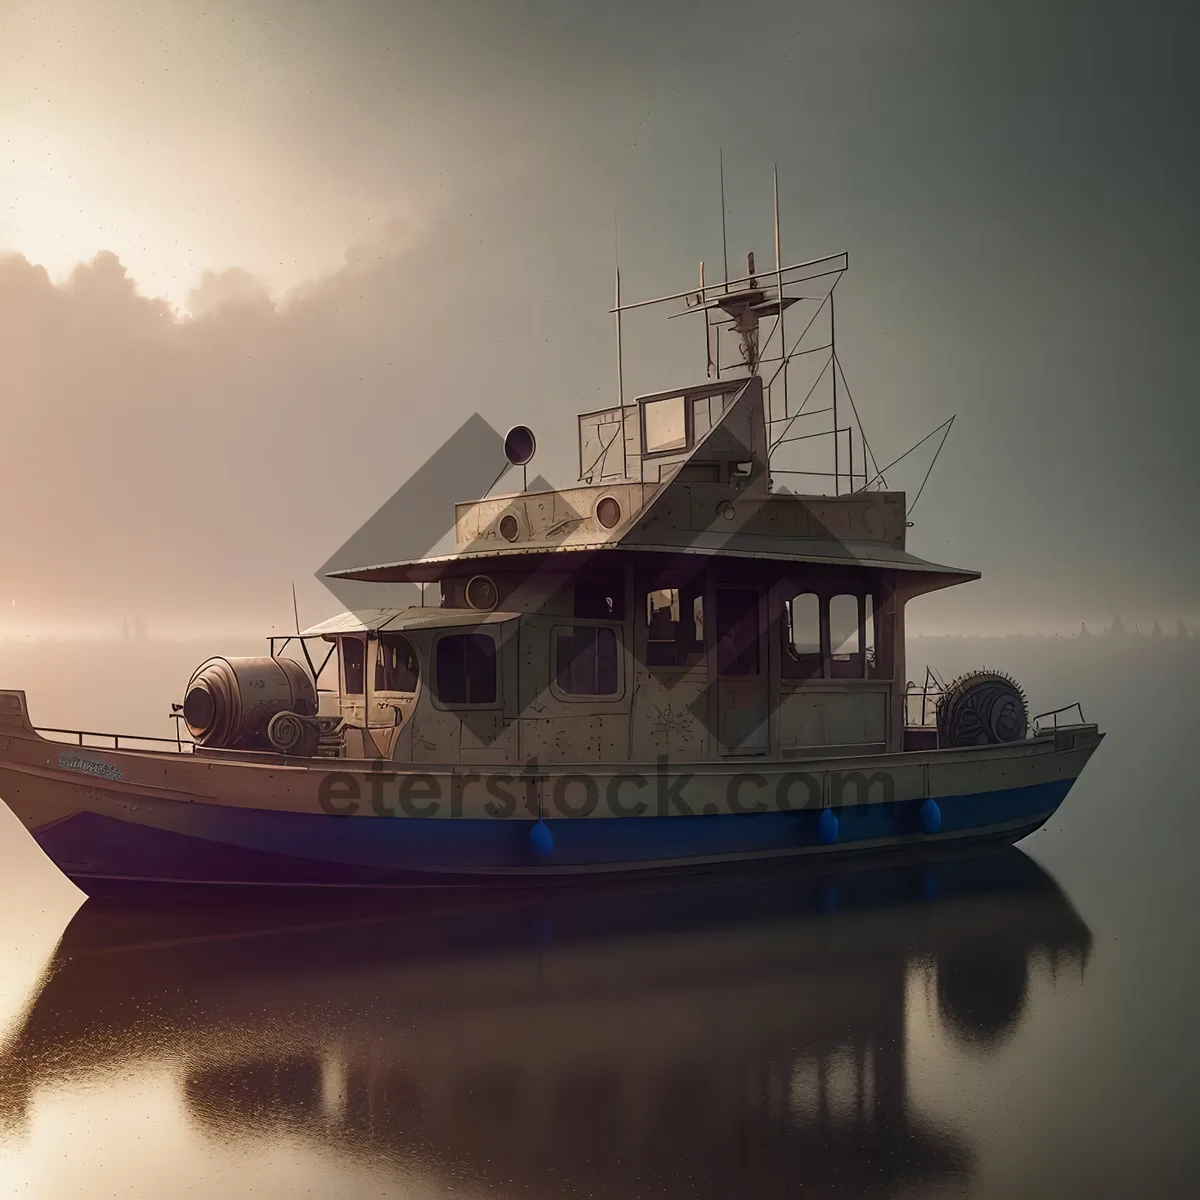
(499, 513, 520, 542)
(718, 501, 736, 521)
(465, 575, 499, 611)
(595, 496, 622, 530)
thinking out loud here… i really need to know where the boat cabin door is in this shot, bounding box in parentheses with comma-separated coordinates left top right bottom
(712, 586, 768, 755)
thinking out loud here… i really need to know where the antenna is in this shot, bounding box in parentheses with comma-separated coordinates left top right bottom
(773, 164, 788, 422)
(719, 148, 729, 291)
(614, 263, 624, 407)
(831, 290, 839, 494)
(701, 260, 714, 378)
(613, 214, 625, 411)
(291, 582, 300, 635)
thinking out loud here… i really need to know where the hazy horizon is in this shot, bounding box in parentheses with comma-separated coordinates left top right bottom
(3, 0, 1196, 638)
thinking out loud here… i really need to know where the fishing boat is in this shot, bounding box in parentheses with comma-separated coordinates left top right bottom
(0, 209, 1103, 891)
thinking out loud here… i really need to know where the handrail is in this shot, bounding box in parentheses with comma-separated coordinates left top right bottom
(35, 725, 194, 753)
(1032, 702, 1087, 735)
(903, 665, 947, 728)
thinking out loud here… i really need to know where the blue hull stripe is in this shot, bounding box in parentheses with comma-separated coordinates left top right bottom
(35, 778, 1077, 885)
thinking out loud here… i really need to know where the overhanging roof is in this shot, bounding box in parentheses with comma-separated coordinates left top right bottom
(299, 607, 520, 638)
(326, 538, 979, 584)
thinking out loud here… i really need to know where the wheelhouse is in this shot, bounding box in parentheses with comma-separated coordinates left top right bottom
(303, 373, 976, 764)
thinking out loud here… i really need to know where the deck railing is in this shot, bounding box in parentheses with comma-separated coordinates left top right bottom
(1031, 702, 1088, 735)
(904, 666, 947, 728)
(35, 721, 194, 753)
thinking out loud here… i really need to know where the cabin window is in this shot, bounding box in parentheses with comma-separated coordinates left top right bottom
(715, 589, 760, 677)
(574, 572, 625, 620)
(645, 587, 705, 668)
(787, 593, 821, 655)
(555, 626, 620, 697)
(316, 642, 340, 692)
(375, 633, 419, 693)
(642, 395, 688, 454)
(435, 633, 497, 705)
(341, 637, 365, 695)
(783, 592, 824, 680)
(782, 589, 880, 681)
(829, 594, 860, 658)
(829, 593, 866, 678)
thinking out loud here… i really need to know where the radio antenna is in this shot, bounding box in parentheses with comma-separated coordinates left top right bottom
(773, 164, 788, 419)
(719, 148, 729, 291)
(291, 582, 300, 636)
(614, 215, 624, 407)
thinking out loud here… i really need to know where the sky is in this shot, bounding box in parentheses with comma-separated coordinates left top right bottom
(1, 0, 1197, 638)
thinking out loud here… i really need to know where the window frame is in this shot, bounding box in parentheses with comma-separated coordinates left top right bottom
(828, 592, 865, 678)
(643, 583, 706, 673)
(374, 632, 421, 695)
(778, 581, 882, 683)
(639, 393, 692, 458)
(430, 630, 500, 710)
(783, 591, 825, 679)
(340, 635, 367, 696)
(550, 622, 625, 703)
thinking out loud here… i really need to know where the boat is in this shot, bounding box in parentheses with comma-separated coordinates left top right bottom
(0, 850, 1091, 1196)
(0, 208, 1103, 892)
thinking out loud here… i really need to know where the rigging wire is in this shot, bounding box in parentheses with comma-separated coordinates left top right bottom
(762, 277, 841, 397)
(768, 354, 833, 452)
(834, 353, 885, 490)
(858, 415, 956, 495)
(483, 459, 513, 497)
(909, 415, 956, 512)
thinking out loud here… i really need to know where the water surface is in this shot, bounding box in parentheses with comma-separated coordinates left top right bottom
(2, 638, 1197, 1197)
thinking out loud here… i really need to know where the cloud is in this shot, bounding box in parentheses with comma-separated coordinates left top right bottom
(186, 268, 274, 319)
(0, 213, 525, 635)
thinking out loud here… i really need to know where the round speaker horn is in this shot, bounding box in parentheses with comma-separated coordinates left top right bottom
(504, 425, 537, 467)
(465, 575, 499, 611)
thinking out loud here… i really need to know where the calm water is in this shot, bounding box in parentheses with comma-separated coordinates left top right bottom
(1, 638, 1198, 1198)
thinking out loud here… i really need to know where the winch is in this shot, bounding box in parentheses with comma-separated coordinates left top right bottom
(182, 656, 318, 754)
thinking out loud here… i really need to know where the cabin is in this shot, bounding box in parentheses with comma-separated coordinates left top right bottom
(301, 375, 977, 764)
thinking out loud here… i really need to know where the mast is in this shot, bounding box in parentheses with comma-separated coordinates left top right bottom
(607, 162, 865, 497)
(831, 289, 839, 494)
(773, 165, 788, 418)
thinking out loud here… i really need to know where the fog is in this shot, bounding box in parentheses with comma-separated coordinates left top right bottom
(2, 1, 1197, 640)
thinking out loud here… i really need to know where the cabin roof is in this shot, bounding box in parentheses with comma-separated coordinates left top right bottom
(299, 607, 520, 637)
(326, 373, 981, 590)
(326, 539, 979, 584)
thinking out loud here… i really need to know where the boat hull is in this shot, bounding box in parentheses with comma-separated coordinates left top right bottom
(0, 690, 1102, 893)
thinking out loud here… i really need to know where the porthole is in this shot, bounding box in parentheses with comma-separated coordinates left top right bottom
(499, 513, 520, 542)
(596, 496, 622, 530)
(465, 575, 499, 611)
(718, 501, 736, 521)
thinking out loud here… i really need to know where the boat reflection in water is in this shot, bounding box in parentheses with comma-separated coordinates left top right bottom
(2, 849, 1090, 1197)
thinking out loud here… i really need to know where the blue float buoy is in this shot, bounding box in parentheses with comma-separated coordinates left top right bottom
(528, 820, 554, 861)
(920, 798, 942, 835)
(818, 807, 839, 845)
